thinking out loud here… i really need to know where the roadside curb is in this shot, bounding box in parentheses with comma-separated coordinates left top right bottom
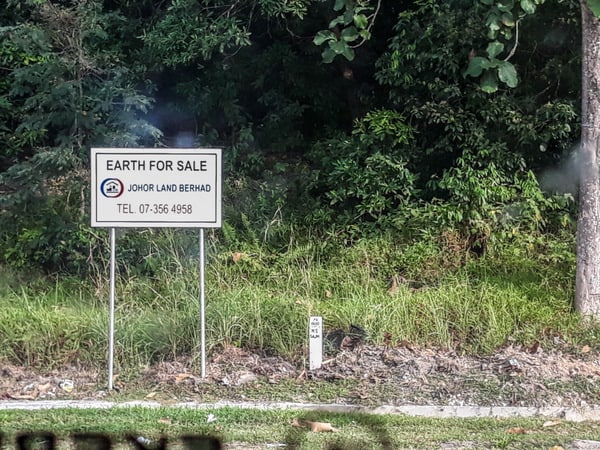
(1, 400, 600, 422)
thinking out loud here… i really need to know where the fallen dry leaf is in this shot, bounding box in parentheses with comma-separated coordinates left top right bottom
(292, 418, 338, 433)
(236, 372, 258, 385)
(507, 427, 528, 435)
(158, 418, 172, 425)
(581, 345, 591, 353)
(175, 373, 195, 383)
(383, 332, 392, 347)
(528, 341, 540, 354)
(9, 393, 37, 400)
(325, 289, 332, 298)
(37, 383, 53, 393)
(549, 446, 564, 450)
(387, 276, 399, 296)
(232, 252, 243, 263)
(543, 420, 561, 428)
(397, 340, 414, 351)
(145, 391, 157, 399)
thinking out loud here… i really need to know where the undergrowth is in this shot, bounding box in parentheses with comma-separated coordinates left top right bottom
(0, 226, 595, 370)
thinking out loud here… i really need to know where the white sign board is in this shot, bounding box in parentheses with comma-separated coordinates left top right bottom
(91, 148, 221, 228)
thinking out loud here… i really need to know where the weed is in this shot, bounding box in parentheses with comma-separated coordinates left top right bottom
(0, 229, 597, 369)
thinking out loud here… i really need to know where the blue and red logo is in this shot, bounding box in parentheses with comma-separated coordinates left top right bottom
(100, 178, 124, 198)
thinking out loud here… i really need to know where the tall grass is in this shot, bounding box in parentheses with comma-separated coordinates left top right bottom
(0, 228, 595, 370)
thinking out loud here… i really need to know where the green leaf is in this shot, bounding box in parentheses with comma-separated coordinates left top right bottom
(480, 72, 498, 93)
(334, 0, 345, 11)
(479, 0, 493, 4)
(313, 30, 336, 45)
(359, 29, 371, 40)
(589, 0, 600, 17)
(520, 0, 536, 14)
(354, 13, 368, 29)
(0, 96, 11, 109)
(330, 39, 349, 55)
(341, 26, 359, 42)
(500, 28, 513, 40)
(486, 13, 501, 29)
(496, 1, 514, 12)
(498, 61, 518, 87)
(486, 41, 504, 59)
(501, 12, 515, 26)
(322, 47, 336, 63)
(343, 8, 354, 25)
(342, 45, 355, 61)
(464, 56, 490, 77)
(328, 16, 345, 28)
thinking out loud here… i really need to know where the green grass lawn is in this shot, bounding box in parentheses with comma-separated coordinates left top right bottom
(1, 406, 599, 449)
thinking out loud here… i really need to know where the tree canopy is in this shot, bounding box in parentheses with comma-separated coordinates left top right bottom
(0, 0, 582, 274)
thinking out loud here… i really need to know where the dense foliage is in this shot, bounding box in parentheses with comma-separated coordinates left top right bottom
(0, 0, 581, 275)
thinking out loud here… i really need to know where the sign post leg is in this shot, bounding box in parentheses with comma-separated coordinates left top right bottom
(200, 228, 206, 378)
(108, 227, 116, 390)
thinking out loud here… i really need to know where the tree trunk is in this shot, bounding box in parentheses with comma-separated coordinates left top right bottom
(576, 1, 600, 319)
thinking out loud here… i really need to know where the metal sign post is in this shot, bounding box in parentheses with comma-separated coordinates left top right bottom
(91, 148, 222, 389)
(108, 228, 116, 391)
(199, 229, 206, 378)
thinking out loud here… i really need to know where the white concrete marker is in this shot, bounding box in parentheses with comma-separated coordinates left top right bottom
(309, 316, 323, 370)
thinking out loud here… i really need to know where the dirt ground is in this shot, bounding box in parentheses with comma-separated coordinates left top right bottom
(2, 341, 600, 408)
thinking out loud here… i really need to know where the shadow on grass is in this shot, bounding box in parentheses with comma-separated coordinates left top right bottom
(282, 411, 396, 450)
